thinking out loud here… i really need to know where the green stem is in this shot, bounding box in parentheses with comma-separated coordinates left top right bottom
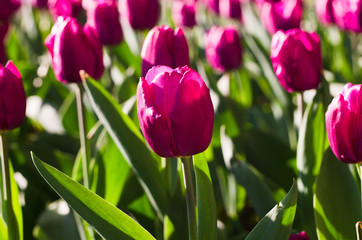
(181, 156, 197, 240)
(76, 83, 90, 189)
(297, 92, 304, 129)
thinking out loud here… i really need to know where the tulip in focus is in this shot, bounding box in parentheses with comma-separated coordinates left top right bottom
(172, 1, 197, 28)
(325, 83, 362, 164)
(270, 29, 322, 92)
(48, 0, 82, 18)
(121, 0, 160, 30)
(45, 16, 104, 83)
(289, 231, 309, 240)
(141, 25, 189, 77)
(0, 61, 26, 131)
(257, 0, 302, 34)
(332, 0, 362, 32)
(86, 0, 123, 45)
(315, 0, 334, 25)
(137, 65, 214, 158)
(205, 26, 242, 72)
(0, 0, 21, 21)
(219, 0, 242, 22)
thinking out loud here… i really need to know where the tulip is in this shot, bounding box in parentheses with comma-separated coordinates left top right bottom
(219, 0, 242, 22)
(0, 0, 20, 21)
(137, 65, 214, 158)
(48, 0, 82, 18)
(121, 0, 160, 30)
(141, 25, 189, 77)
(270, 29, 322, 92)
(172, 1, 197, 28)
(257, 0, 303, 34)
(205, 26, 242, 72)
(204, 0, 219, 14)
(31, 0, 48, 8)
(332, 0, 362, 32)
(86, 0, 123, 45)
(315, 0, 334, 25)
(0, 22, 9, 64)
(289, 231, 309, 240)
(325, 83, 362, 164)
(45, 16, 104, 83)
(0, 61, 26, 131)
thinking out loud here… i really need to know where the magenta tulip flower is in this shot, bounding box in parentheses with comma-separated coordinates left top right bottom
(204, 0, 220, 14)
(257, 0, 302, 34)
(0, 0, 20, 20)
(137, 65, 214, 158)
(87, 0, 123, 45)
(0, 22, 9, 64)
(45, 16, 104, 83)
(141, 25, 189, 77)
(270, 29, 322, 92)
(219, 0, 242, 22)
(205, 26, 242, 72)
(121, 0, 160, 30)
(0, 61, 26, 131)
(289, 231, 309, 240)
(172, 1, 196, 28)
(326, 83, 362, 164)
(332, 0, 362, 32)
(31, 0, 48, 8)
(315, 0, 334, 25)
(48, 0, 82, 18)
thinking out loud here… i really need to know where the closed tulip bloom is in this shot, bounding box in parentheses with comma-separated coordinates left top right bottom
(219, 0, 242, 22)
(270, 29, 322, 92)
(257, 0, 302, 34)
(332, 0, 362, 32)
(172, 1, 196, 28)
(141, 25, 189, 77)
(121, 0, 160, 30)
(0, 0, 20, 20)
(0, 61, 26, 131)
(137, 65, 214, 158)
(87, 0, 123, 45)
(204, 0, 219, 14)
(205, 26, 242, 72)
(48, 0, 82, 18)
(45, 16, 104, 83)
(325, 83, 362, 164)
(315, 0, 334, 25)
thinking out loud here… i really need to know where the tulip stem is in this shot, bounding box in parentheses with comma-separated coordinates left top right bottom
(181, 156, 197, 240)
(297, 92, 304, 128)
(76, 83, 90, 189)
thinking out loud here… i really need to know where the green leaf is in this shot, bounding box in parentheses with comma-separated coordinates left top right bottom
(83, 77, 168, 218)
(31, 153, 156, 240)
(314, 148, 361, 240)
(245, 180, 298, 240)
(193, 154, 217, 240)
(0, 217, 7, 240)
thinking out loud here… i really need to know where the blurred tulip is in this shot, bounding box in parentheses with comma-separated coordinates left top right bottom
(137, 65, 214, 158)
(121, 0, 160, 30)
(205, 26, 242, 72)
(141, 25, 189, 77)
(219, 0, 242, 22)
(332, 0, 362, 32)
(87, 0, 123, 45)
(48, 0, 82, 18)
(289, 231, 310, 240)
(325, 83, 362, 164)
(0, 61, 26, 131)
(45, 16, 104, 83)
(257, 0, 302, 34)
(270, 29, 321, 92)
(315, 0, 334, 25)
(0, 22, 9, 64)
(31, 0, 48, 8)
(172, 1, 196, 28)
(204, 0, 219, 14)
(0, 0, 21, 20)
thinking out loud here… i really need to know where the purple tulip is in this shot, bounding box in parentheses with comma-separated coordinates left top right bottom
(87, 0, 123, 45)
(172, 1, 197, 28)
(332, 0, 362, 32)
(137, 65, 214, 158)
(141, 25, 189, 77)
(325, 83, 362, 164)
(31, 0, 48, 8)
(45, 16, 104, 83)
(219, 0, 242, 22)
(257, 0, 303, 34)
(270, 29, 322, 92)
(315, 0, 334, 25)
(289, 231, 310, 240)
(0, 61, 26, 131)
(48, 0, 82, 18)
(0, 22, 9, 64)
(205, 26, 242, 72)
(0, 0, 20, 21)
(121, 0, 160, 30)
(204, 0, 219, 14)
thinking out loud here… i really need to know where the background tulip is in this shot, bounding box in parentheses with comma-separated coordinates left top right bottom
(270, 29, 322, 92)
(172, 1, 197, 28)
(315, 0, 334, 25)
(289, 231, 309, 240)
(86, 0, 123, 45)
(0, 22, 9, 64)
(0, 0, 21, 21)
(137, 65, 214, 158)
(203, 0, 219, 14)
(141, 25, 189, 77)
(45, 16, 104, 83)
(326, 83, 362, 164)
(332, 0, 362, 32)
(48, 0, 83, 18)
(0, 61, 26, 131)
(205, 26, 242, 72)
(219, 0, 242, 22)
(121, 0, 160, 30)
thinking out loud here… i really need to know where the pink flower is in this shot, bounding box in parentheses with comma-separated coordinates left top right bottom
(219, 0, 242, 22)
(0, 0, 20, 21)
(315, 0, 334, 25)
(121, 0, 160, 30)
(172, 1, 197, 28)
(48, 0, 83, 18)
(332, 0, 362, 32)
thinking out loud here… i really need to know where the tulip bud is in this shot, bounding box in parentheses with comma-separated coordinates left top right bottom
(257, 0, 302, 34)
(0, 0, 20, 21)
(325, 83, 362, 164)
(315, 0, 334, 25)
(172, 1, 197, 28)
(332, 0, 362, 32)
(270, 29, 322, 92)
(137, 65, 214, 158)
(45, 16, 104, 83)
(289, 231, 309, 240)
(121, 0, 160, 30)
(48, 0, 83, 18)
(219, 0, 242, 22)
(0, 61, 26, 131)
(205, 26, 242, 72)
(141, 25, 189, 77)
(87, 0, 123, 45)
